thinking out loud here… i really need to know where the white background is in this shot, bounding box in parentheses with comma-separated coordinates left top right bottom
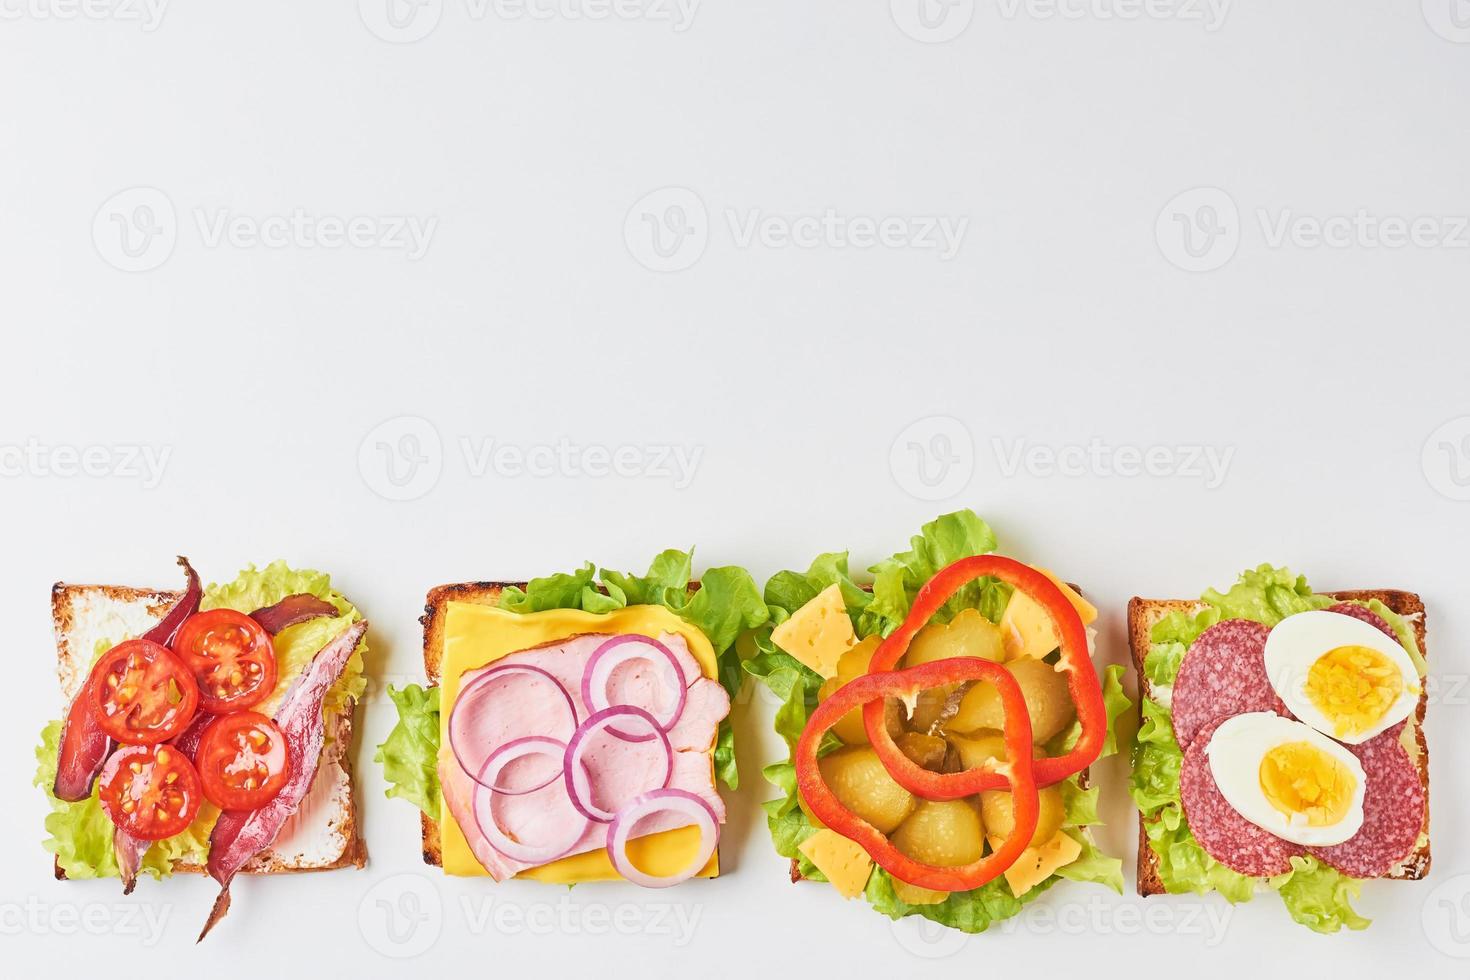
(2, 1, 1468, 976)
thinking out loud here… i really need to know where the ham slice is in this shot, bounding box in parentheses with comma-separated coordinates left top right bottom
(198, 620, 367, 940)
(440, 631, 729, 881)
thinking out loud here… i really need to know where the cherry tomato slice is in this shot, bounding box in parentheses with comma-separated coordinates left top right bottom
(195, 711, 290, 811)
(173, 609, 278, 714)
(88, 639, 200, 745)
(98, 744, 204, 840)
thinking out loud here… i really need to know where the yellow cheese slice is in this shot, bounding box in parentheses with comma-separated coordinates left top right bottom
(998, 567, 1097, 661)
(797, 829, 874, 899)
(989, 830, 1083, 897)
(438, 602, 720, 881)
(770, 583, 856, 679)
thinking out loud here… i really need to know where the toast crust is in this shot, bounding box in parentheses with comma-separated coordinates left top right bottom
(1129, 590, 1430, 897)
(49, 581, 368, 880)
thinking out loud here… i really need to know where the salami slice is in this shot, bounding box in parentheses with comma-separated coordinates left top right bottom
(1180, 716, 1305, 877)
(1325, 601, 1396, 641)
(1171, 619, 1283, 751)
(1309, 724, 1424, 877)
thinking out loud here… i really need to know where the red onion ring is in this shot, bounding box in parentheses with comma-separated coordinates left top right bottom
(582, 635, 687, 742)
(472, 739, 588, 864)
(606, 789, 720, 888)
(563, 706, 672, 823)
(449, 663, 577, 792)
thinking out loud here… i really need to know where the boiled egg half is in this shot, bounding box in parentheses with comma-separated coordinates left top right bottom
(1264, 610, 1420, 744)
(1207, 712, 1366, 846)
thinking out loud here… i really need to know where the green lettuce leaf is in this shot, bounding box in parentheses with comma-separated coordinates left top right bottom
(1273, 855, 1371, 933)
(375, 684, 442, 821)
(865, 867, 1056, 933)
(37, 562, 363, 881)
(864, 511, 1008, 634)
(1201, 564, 1333, 626)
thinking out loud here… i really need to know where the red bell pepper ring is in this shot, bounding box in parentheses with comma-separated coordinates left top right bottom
(861, 555, 1105, 799)
(796, 658, 1040, 892)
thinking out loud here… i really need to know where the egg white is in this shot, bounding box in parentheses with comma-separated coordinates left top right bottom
(1263, 610, 1420, 744)
(1206, 712, 1367, 847)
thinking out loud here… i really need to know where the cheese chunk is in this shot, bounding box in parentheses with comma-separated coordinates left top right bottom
(798, 829, 874, 899)
(999, 568, 1097, 660)
(771, 583, 856, 679)
(989, 830, 1083, 897)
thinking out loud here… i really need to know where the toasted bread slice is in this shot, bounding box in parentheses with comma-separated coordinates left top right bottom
(50, 582, 367, 879)
(417, 581, 514, 867)
(420, 581, 726, 872)
(1128, 590, 1430, 896)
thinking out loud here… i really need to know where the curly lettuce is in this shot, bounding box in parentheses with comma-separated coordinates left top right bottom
(1129, 564, 1413, 932)
(37, 562, 364, 881)
(747, 510, 1130, 933)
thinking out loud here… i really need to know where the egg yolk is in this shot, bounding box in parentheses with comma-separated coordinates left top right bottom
(1303, 644, 1407, 738)
(1257, 741, 1357, 827)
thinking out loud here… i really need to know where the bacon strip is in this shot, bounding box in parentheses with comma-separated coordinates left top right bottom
(250, 593, 338, 635)
(54, 557, 200, 803)
(198, 620, 367, 941)
(115, 829, 151, 895)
